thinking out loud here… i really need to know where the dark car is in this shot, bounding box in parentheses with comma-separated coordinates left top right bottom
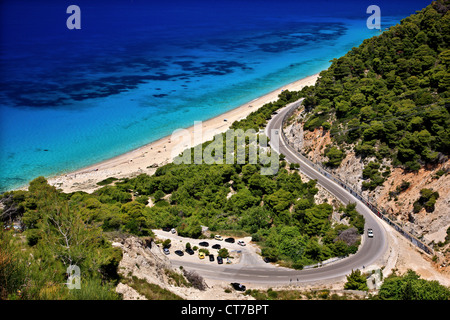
(217, 256, 223, 264)
(175, 250, 184, 256)
(263, 257, 272, 263)
(199, 241, 209, 247)
(162, 227, 172, 232)
(224, 237, 235, 243)
(231, 283, 246, 291)
(185, 248, 194, 255)
(209, 254, 214, 262)
(212, 244, 221, 250)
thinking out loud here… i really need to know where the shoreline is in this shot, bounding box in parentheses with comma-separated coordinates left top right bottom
(43, 73, 320, 193)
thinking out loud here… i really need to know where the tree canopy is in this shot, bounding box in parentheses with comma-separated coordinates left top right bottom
(301, 0, 450, 179)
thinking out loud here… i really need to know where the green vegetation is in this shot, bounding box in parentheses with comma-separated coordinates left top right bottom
(344, 269, 369, 291)
(389, 180, 411, 200)
(96, 177, 119, 186)
(301, 0, 450, 180)
(243, 287, 359, 300)
(437, 227, 450, 247)
(361, 161, 388, 190)
(413, 188, 440, 213)
(0, 180, 122, 300)
(243, 269, 450, 300)
(5, 1, 449, 300)
(324, 146, 345, 168)
(122, 276, 184, 300)
(0, 78, 366, 299)
(162, 239, 171, 248)
(231, 89, 303, 131)
(377, 269, 450, 300)
(1, 221, 121, 300)
(218, 248, 229, 258)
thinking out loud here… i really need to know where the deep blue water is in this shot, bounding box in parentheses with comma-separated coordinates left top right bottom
(0, 0, 431, 192)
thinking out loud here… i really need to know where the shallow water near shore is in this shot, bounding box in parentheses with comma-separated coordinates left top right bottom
(0, 0, 430, 192)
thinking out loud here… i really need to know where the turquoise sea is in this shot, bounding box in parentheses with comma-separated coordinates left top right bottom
(0, 0, 430, 192)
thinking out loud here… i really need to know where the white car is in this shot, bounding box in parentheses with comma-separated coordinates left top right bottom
(237, 240, 246, 246)
(367, 228, 374, 238)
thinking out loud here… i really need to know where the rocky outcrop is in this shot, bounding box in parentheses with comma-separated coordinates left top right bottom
(112, 236, 255, 300)
(284, 112, 450, 262)
(377, 164, 450, 245)
(112, 237, 182, 291)
(115, 282, 146, 300)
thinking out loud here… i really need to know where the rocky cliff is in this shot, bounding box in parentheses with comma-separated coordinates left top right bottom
(284, 110, 450, 266)
(112, 236, 254, 300)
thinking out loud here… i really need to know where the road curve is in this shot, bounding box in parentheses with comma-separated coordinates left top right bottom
(162, 100, 389, 285)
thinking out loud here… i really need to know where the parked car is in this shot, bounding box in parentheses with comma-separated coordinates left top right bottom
(198, 252, 205, 259)
(368, 228, 374, 238)
(217, 256, 223, 264)
(263, 257, 271, 263)
(237, 240, 246, 246)
(212, 244, 221, 250)
(175, 250, 184, 256)
(225, 237, 235, 243)
(163, 248, 170, 255)
(162, 227, 171, 232)
(171, 228, 177, 234)
(231, 283, 246, 291)
(209, 254, 214, 262)
(185, 248, 194, 255)
(199, 241, 209, 247)
(214, 235, 223, 241)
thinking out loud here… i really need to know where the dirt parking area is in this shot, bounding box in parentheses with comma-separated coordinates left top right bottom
(153, 229, 257, 266)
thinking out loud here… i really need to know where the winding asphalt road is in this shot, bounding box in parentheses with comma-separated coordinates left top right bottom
(161, 99, 389, 285)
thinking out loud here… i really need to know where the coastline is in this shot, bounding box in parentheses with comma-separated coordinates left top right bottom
(44, 73, 320, 193)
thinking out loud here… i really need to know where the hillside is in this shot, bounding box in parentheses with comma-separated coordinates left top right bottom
(0, 89, 364, 299)
(1, 0, 449, 301)
(286, 0, 450, 264)
(113, 236, 253, 300)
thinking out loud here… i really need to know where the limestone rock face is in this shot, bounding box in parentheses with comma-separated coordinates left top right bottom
(112, 236, 255, 300)
(284, 109, 450, 265)
(115, 282, 146, 300)
(112, 237, 178, 291)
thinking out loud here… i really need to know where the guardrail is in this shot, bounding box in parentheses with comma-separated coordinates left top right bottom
(279, 102, 434, 256)
(302, 256, 344, 270)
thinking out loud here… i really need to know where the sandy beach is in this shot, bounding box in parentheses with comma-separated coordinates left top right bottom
(46, 73, 320, 193)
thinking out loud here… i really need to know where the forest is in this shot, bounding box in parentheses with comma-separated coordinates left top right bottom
(2, 0, 449, 300)
(301, 0, 449, 189)
(0, 85, 364, 299)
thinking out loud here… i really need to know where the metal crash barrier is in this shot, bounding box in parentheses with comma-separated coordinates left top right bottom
(279, 102, 434, 256)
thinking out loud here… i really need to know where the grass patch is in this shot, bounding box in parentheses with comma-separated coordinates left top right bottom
(211, 229, 251, 238)
(123, 276, 184, 300)
(244, 288, 358, 300)
(164, 268, 191, 287)
(96, 177, 119, 186)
